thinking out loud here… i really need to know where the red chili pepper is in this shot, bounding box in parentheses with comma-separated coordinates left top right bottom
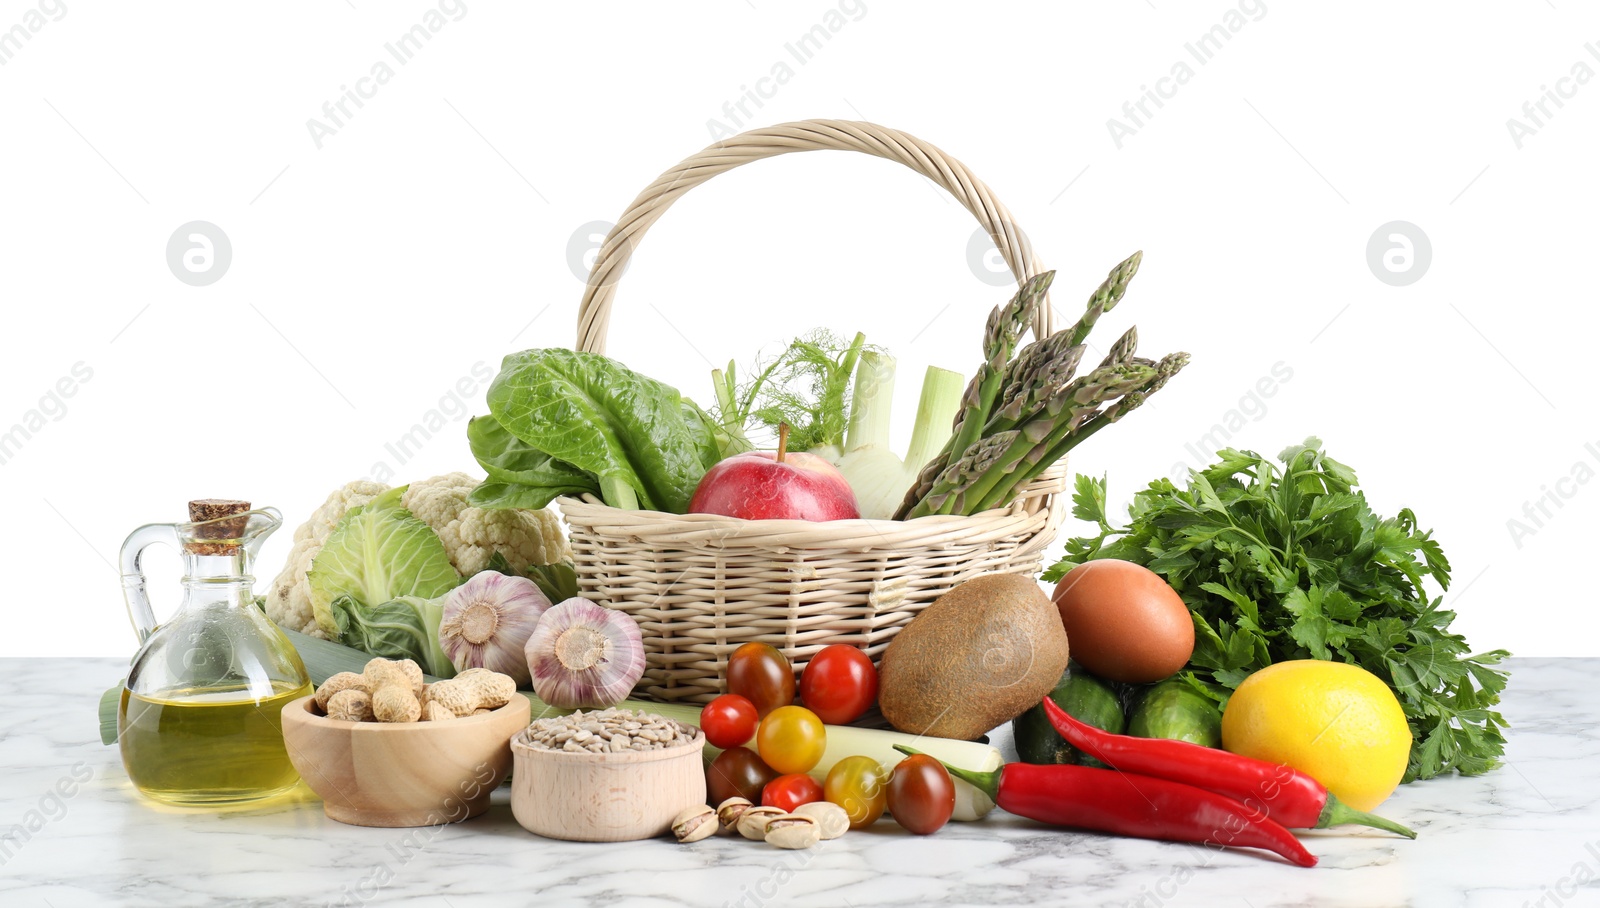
(1041, 697, 1415, 838)
(893, 745, 1316, 867)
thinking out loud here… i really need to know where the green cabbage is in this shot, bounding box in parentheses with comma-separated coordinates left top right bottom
(328, 594, 454, 679)
(306, 486, 461, 674)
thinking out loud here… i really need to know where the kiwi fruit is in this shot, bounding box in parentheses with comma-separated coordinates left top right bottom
(878, 572, 1070, 740)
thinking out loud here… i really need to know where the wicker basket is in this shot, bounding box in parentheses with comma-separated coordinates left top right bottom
(562, 119, 1067, 706)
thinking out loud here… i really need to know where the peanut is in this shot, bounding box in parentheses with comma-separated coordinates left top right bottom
(326, 688, 374, 722)
(363, 659, 408, 693)
(392, 659, 425, 697)
(423, 679, 476, 717)
(457, 669, 516, 709)
(371, 683, 421, 723)
(314, 672, 367, 712)
(360, 657, 424, 698)
(424, 671, 516, 717)
(421, 701, 454, 722)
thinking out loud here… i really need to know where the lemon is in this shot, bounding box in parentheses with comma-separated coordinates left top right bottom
(1221, 660, 1411, 812)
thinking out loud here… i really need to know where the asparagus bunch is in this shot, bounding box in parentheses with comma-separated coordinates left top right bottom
(893, 252, 1188, 520)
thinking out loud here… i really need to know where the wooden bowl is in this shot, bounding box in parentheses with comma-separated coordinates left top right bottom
(509, 724, 707, 842)
(280, 694, 531, 828)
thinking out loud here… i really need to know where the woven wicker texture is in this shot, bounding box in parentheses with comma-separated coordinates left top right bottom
(563, 120, 1067, 705)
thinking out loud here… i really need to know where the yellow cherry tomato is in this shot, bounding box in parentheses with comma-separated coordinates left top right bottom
(824, 754, 888, 829)
(755, 705, 827, 775)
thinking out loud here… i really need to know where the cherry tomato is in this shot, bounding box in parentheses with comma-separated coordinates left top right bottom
(886, 754, 956, 835)
(706, 746, 780, 806)
(699, 694, 759, 749)
(824, 755, 887, 829)
(762, 773, 825, 812)
(799, 645, 879, 725)
(727, 642, 795, 718)
(755, 705, 827, 775)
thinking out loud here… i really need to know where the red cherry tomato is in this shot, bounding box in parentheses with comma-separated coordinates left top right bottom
(700, 694, 759, 749)
(706, 746, 780, 806)
(886, 754, 956, 835)
(799, 645, 879, 725)
(727, 642, 795, 718)
(762, 773, 825, 812)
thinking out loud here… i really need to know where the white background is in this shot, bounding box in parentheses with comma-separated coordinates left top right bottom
(2, 1, 1593, 658)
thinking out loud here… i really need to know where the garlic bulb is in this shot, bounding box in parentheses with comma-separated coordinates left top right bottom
(524, 598, 646, 709)
(438, 571, 551, 685)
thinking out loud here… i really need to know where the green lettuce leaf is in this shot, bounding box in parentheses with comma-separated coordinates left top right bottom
(483, 348, 721, 513)
(467, 414, 599, 509)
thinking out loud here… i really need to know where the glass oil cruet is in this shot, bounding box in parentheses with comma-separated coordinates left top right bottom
(118, 499, 312, 805)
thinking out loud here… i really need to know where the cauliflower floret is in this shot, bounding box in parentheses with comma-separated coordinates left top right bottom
(266, 480, 391, 637)
(402, 472, 570, 577)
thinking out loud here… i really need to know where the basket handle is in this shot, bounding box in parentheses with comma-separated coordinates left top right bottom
(576, 119, 1053, 355)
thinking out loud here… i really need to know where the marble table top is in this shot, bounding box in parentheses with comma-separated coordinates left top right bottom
(0, 657, 1592, 907)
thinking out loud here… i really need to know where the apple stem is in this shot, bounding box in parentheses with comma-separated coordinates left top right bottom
(776, 422, 790, 464)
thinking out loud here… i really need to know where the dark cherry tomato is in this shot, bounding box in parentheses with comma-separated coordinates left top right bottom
(799, 644, 879, 725)
(700, 694, 759, 749)
(761, 773, 825, 812)
(886, 754, 956, 835)
(727, 642, 795, 718)
(706, 746, 780, 806)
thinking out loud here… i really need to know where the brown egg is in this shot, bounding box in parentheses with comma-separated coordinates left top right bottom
(1051, 559, 1194, 683)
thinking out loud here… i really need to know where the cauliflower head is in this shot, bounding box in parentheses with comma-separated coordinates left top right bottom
(402, 472, 570, 577)
(266, 480, 391, 638)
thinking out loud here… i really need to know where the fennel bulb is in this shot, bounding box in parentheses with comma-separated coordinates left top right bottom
(826, 352, 964, 520)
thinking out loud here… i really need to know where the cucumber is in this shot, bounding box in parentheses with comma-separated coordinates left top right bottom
(1013, 665, 1125, 767)
(1127, 677, 1223, 748)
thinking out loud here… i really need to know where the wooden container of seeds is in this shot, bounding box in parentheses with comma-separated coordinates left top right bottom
(509, 712, 706, 842)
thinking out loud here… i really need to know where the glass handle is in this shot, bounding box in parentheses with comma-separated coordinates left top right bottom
(120, 523, 179, 644)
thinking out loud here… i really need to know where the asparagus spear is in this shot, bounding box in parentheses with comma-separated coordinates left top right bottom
(992, 332, 1089, 428)
(912, 431, 1020, 518)
(891, 340, 1072, 522)
(1097, 326, 1139, 369)
(1064, 251, 1142, 348)
(975, 351, 1191, 512)
(922, 362, 1158, 518)
(945, 273, 1055, 461)
(895, 253, 1187, 520)
(984, 271, 1055, 365)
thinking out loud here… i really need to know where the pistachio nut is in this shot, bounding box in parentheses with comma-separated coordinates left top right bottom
(793, 801, 849, 840)
(716, 797, 753, 835)
(737, 806, 787, 841)
(672, 805, 717, 844)
(764, 814, 821, 850)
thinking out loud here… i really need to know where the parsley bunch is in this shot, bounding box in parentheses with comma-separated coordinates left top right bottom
(1044, 438, 1509, 782)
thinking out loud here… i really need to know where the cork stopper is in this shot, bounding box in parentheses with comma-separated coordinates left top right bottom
(186, 499, 252, 555)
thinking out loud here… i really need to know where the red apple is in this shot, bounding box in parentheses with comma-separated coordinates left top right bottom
(689, 424, 860, 521)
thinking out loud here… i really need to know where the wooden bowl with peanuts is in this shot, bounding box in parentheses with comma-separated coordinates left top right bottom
(280, 658, 532, 828)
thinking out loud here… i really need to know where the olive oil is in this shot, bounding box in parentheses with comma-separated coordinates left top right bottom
(119, 681, 312, 805)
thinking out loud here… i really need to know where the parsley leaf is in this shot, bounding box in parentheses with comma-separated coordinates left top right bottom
(1042, 437, 1510, 782)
